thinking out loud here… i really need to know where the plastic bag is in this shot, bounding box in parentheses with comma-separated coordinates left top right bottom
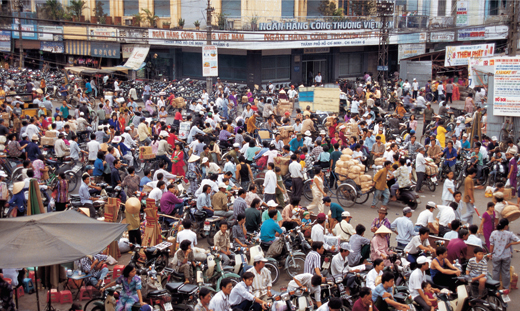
(506, 179, 511, 188)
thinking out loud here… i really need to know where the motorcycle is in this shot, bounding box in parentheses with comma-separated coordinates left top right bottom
(393, 186, 420, 210)
(195, 246, 241, 291)
(436, 275, 495, 311)
(130, 242, 172, 272)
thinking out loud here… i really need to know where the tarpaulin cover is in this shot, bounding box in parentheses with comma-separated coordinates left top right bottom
(0, 210, 127, 268)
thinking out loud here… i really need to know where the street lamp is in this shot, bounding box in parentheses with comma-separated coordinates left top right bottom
(14, 0, 24, 69)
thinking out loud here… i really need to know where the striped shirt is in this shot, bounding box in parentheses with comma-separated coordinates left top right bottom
(304, 251, 321, 274)
(247, 267, 273, 298)
(466, 257, 487, 277)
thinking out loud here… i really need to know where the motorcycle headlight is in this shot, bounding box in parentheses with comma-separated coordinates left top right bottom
(281, 293, 290, 301)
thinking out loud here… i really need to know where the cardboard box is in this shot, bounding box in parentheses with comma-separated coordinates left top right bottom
(45, 131, 57, 138)
(242, 96, 248, 103)
(140, 154, 156, 160)
(504, 188, 513, 200)
(139, 146, 153, 155)
(40, 137, 57, 146)
(107, 198, 118, 206)
(1, 112, 9, 120)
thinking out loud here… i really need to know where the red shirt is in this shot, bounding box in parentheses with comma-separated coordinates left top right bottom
(339, 131, 348, 147)
(447, 238, 467, 263)
(352, 298, 379, 311)
(174, 111, 183, 121)
(167, 133, 179, 146)
(329, 122, 337, 137)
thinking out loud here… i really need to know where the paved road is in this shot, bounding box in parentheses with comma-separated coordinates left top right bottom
(17, 99, 520, 310)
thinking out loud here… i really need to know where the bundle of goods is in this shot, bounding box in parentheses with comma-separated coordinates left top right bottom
(242, 95, 248, 104)
(324, 116, 336, 127)
(334, 148, 371, 190)
(139, 146, 156, 160)
(374, 157, 385, 166)
(276, 99, 293, 116)
(502, 205, 520, 222)
(274, 156, 291, 176)
(425, 158, 439, 176)
(279, 125, 295, 145)
(172, 97, 186, 108)
(41, 131, 58, 146)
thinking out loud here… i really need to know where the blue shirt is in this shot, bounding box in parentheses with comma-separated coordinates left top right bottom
(330, 203, 345, 223)
(119, 142, 131, 156)
(93, 158, 104, 176)
(461, 140, 470, 150)
(365, 135, 376, 151)
(289, 138, 304, 152)
(85, 82, 92, 93)
(372, 284, 393, 302)
(260, 218, 283, 242)
(9, 192, 26, 213)
(79, 182, 92, 205)
(26, 142, 41, 161)
(254, 147, 269, 160)
(140, 176, 151, 190)
(246, 146, 261, 162)
(60, 105, 69, 118)
(443, 147, 457, 167)
(391, 216, 418, 245)
(197, 193, 211, 211)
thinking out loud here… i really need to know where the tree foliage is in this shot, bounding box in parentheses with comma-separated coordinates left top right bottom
(94, 1, 107, 23)
(68, 0, 87, 19)
(348, 0, 377, 16)
(140, 8, 159, 27)
(41, 0, 65, 20)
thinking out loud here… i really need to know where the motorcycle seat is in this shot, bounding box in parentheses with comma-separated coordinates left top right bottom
(46, 159, 57, 166)
(166, 282, 184, 292)
(178, 284, 199, 295)
(69, 194, 80, 199)
(147, 289, 168, 297)
(400, 186, 414, 191)
(144, 247, 157, 255)
(171, 271, 185, 279)
(194, 210, 206, 218)
(485, 278, 500, 290)
(425, 275, 450, 290)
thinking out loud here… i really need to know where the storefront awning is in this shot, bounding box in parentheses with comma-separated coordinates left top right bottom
(65, 40, 90, 56)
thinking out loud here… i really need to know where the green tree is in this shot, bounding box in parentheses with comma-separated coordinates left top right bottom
(348, 0, 376, 16)
(318, 0, 345, 20)
(216, 12, 227, 30)
(68, 0, 88, 19)
(132, 13, 143, 26)
(140, 8, 159, 27)
(41, 0, 65, 20)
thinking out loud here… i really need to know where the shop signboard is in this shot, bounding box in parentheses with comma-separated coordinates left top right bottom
(89, 27, 118, 41)
(467, 56, 494, 89)
(119, 29, 148, 43)
(122, 44, 135, 59)
(11, 24, 37, 40)
(123, 46, 150, 70)
(202, 45, 218, 77)
(493, 57, 520, 116)
(41, 41, 64, 53)
(430, 32, 455, 42)
(456, 1, 468, 26)
(90, 42, 120, 58)
(148, 29, 380, 50)
(395, 33, 427, 44)
(0, 31, 10, 52)
(445, 43, 495, 66)
(38, 26, 64, 41)
(398, 43, 426, 64)
(457, 26, 508, 41)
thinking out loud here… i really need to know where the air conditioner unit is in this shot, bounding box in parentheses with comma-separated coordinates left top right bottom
(124, 19, 132, 26)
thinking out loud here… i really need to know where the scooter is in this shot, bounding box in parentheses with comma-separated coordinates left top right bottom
(436, 276, 495, 311)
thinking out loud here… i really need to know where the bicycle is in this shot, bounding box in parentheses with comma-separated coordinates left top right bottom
(43, 160, 79, 192)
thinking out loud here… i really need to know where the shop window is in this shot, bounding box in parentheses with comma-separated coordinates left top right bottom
(262, 55, 290, 82)
(124, 0, 139, 16)
(437, 0, 446, 16)
(154, 0, 170, 17)
(339, 53, 363, 76)
(282, 0, 294, 18)
(182, 53, 247, 81)
(488, 0, 499, 15)
(222, 0, 241, 17)
(307, 0, 321, 16)
(96, 0, 110, 15)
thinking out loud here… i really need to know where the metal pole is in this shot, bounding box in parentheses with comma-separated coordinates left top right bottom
(17, 2, 24, 69)
(509, 0, 519, 56)
(206, 0, 213, 95)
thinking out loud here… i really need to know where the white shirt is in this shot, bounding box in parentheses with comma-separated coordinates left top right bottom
(351, 100, 359, 113)
(87, 140, 101, 161)
(195, 179, 219, 196)
(415, 210, 434, 227)
(466, 234, 483, 247)
(311, 223, 331, 250)
(437, 84, 444, 95)
(271, 139, 284, 151)
(288, 89, 298, 99)
(331, 253, 351, 275)
(114, 81, 120, 91)
(263, 170, 277, 194)
(176, 229, 198, 248)
(366, 268, 383, 290)
(333, 220, 356, 242)
(208, 290, 230, 311)
(412, 82, 419, 91)
(442, 179, 455, 202)
(315, 75, 322, 83)
(415, 153, 426, 173)
(149, 187, 163, 203)
(122, 132, 136, 148)
(157, 99, 165, 109)
(25, 124, 40, 140)
(153, 168, 177, 181)
(289, 161, 303, 178)
(404, 235, 430, 255)
(444, 231, 458, 239)
(409, 268, 425, 299)
(437, 205, 456, 226)
(383, 150, 395, 162)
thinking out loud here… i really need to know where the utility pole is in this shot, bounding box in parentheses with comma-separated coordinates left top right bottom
(16, 0, 24, 69)
(206, 0, 214, 94)
(508, 0, 519, 56)
(377, 1, 393, 97)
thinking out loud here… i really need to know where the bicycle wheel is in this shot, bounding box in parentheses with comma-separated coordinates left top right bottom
(285, 255, 306, 277)
(134, 152, 143, 173)
(83, 298, 105, 311)
(336, 183, 357, 208)
(427, 179, 436, 192)
(303, 180, 313, 201)
(355, 188, 370, 204)
(65, 170, 78, 192)
(265, 262, 279, 285)
(468, 303, 494, 311)
(487, 295, 506, 311)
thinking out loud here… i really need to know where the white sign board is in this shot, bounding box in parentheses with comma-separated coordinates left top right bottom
(398, 44, 426, 64)
(467, 56, 494, 88)
(445, 44, 495, 66)
(89, 27, 118, 41)
(493, 57, 520, 116)
(123, 46, 150, 70)
(456, 1, 468, 26)
(430, 32, 455, 42)
(202, 45, 218, 77)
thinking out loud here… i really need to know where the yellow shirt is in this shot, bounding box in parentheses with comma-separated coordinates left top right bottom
(0, 89, 5, 105)
(300, 160, 306, 169)
(378, 133, 386, 144)
(437, 126, 447, 148)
